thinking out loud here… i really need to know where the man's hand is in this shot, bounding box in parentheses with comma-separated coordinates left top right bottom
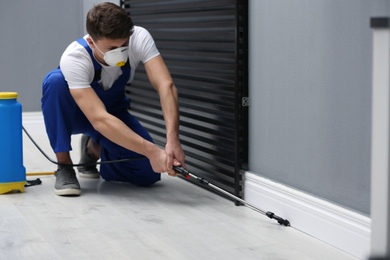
(165, 138, 186, 177)
(145, 144, 176, 176)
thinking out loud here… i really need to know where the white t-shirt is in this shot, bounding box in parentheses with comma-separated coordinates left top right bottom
(60, 26, 160, 90)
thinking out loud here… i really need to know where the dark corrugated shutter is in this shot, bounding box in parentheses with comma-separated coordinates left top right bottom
(121, 0, 248, 199)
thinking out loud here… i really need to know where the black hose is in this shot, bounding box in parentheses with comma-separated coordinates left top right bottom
(22, 126, 147, 167)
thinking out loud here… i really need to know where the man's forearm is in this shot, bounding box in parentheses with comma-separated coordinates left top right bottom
(159, 82, 180, 142)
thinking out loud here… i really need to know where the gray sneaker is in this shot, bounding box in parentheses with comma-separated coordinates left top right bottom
(77, 134, 100, 178)
(55, 167, 81, 196)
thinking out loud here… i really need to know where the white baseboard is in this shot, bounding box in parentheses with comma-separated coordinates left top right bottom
(244, 171, 371, 259)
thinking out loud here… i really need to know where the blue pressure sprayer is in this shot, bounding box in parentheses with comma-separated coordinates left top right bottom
(0, 92, 26, 193)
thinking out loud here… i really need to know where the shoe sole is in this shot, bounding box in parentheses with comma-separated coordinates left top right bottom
(55, 188, 81, 196)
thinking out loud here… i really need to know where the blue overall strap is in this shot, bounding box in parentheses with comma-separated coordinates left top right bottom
(76, 38, 101, 71)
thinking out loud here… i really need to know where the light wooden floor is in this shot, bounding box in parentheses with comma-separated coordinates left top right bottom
(0, 121, 358, 260)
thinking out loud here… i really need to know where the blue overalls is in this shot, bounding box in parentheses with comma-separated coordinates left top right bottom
(41, 38, 160, 186)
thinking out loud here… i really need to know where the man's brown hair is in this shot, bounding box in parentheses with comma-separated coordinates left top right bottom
(86, 2, 134, 41)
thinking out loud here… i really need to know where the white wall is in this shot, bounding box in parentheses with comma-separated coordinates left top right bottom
(0, 0, 83, 111)
(248, 0, 390, 216)
(0, 0, 119, 112)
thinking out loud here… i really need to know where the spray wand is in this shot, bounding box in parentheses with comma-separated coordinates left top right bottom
(173, 166, 290, 226)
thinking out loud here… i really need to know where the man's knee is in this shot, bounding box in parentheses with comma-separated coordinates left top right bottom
(134, 173, 161, 187)
(100, 159, 161, 186)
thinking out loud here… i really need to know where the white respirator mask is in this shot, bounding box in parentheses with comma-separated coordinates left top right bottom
(91, 37, 129, 67)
